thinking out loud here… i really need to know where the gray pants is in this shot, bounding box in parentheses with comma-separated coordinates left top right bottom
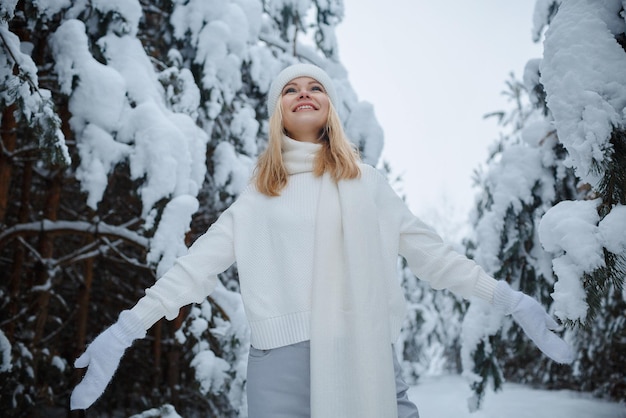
(246, 340, 419, 418)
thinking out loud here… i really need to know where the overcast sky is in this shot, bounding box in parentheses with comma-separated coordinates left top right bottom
(336, 1, 543, 238)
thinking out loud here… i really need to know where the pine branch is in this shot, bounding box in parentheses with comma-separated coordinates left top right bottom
(569, 249, 626, 328)
(0, 27, 45, 101)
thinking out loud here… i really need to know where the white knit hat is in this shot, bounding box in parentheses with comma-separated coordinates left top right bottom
(266, 63, 338, 117)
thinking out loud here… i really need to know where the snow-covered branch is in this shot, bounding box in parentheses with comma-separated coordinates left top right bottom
(0, 219, 149, 249)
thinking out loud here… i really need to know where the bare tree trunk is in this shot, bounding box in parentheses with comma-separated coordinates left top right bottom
(31, 169, 62, 406)
(32, 170, 62, 346)
(75, 248, 94, 351)
(5, 160, 32, 341)
(0, 104, 17, 341)
(0, 103, 16, 223)
(153, 320, 162, 390)
(168, 311, 186, 406)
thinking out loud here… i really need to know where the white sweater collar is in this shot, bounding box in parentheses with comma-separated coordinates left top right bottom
(282, 135, 321, 175)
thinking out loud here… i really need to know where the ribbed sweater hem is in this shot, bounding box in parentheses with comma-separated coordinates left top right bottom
(249, 310, 407, 350)
(130, 296, 408, 350)
(249, 310, 312, 349)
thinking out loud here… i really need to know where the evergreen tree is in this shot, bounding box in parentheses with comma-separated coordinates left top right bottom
(0, 0, 385, 416)
(462, 69, 579, 410)
(463, 0, 626, 408)
(537, 0, 626, 400)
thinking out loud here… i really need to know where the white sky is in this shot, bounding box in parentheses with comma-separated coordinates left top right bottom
(336, 1, 543, 236)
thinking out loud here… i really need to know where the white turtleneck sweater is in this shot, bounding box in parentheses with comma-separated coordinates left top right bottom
(131, 136, 498, 351)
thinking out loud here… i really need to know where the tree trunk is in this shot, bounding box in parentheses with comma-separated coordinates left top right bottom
(168, 311, 186, 406)
(0, 103, 16, 223)
(32, 170, 62, 346)
(5, 160, 32, 341)
(153, 320, 162, 390)
(75, 246, 94, 351)
(32, 168, 63, 403)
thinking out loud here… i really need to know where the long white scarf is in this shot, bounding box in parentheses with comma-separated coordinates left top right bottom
(282, 136, 397, 418)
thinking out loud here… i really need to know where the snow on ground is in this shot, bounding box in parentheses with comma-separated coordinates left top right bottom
(408, 375, 626, 418)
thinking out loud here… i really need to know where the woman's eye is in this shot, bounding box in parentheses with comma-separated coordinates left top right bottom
(283, 87, 297, 94)
(311, 85, 323, 92)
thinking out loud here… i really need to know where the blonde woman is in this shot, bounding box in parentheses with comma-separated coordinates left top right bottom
(71, 63, 573, 418)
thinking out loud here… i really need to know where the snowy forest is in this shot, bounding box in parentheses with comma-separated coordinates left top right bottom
(0, 0, 625, 417)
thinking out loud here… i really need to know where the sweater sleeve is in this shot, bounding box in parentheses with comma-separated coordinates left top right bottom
(130, 209, 236, 329)
(372, 168, 497, 302)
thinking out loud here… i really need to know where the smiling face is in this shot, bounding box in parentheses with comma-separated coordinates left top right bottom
(280, 76, 330, 143)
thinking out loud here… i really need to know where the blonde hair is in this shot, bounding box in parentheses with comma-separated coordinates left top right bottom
(255, 100, 361, 196)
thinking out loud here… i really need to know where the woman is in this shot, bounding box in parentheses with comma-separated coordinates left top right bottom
(70, 63, 573, 417)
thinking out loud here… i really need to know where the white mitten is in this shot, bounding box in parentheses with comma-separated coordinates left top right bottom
(70, 310, 146, 410)
(493, 281, 574, 364)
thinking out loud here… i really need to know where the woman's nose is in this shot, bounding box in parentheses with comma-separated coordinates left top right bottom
(298, 89, 311, 98)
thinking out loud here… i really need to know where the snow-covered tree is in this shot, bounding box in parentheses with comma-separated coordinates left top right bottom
(463, 0, 626, 409)
(0, 0, 384, 416)
(461, 69, 580, 411)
